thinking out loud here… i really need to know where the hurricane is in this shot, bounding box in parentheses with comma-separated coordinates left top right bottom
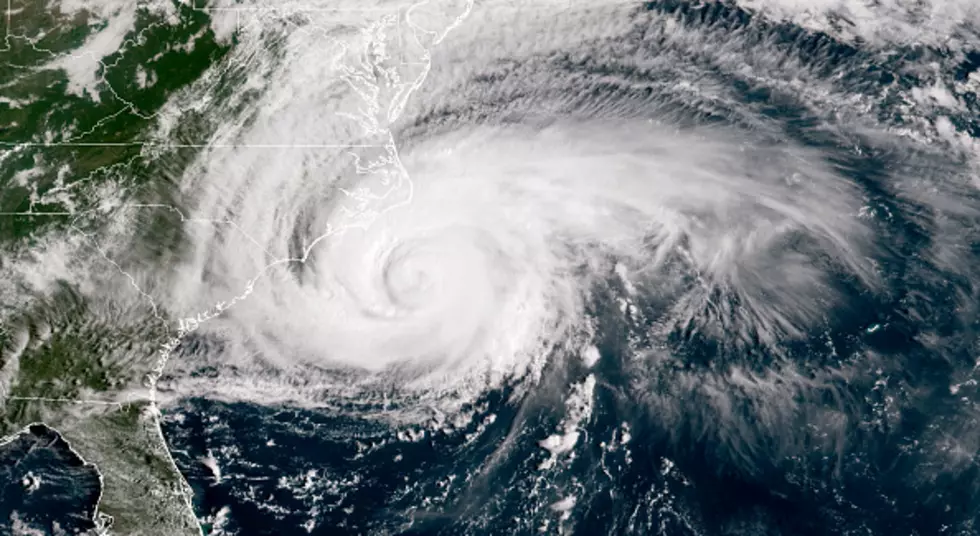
(5, 0, 980, 534)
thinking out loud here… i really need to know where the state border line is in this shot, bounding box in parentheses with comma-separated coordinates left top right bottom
(2, 0, 11, 51)
(0, 0, 414, 145)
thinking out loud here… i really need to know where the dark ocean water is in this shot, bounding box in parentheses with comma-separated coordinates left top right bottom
(5, 1, 980, 535)
(159, 271, 976, 535)
(158, 2, 980, 534)
(0, 424, 101, 534)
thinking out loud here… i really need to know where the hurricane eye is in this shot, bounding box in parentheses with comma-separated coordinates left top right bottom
(7, 1, 976, 534)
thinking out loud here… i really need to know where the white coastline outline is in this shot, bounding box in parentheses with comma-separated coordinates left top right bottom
(0, 0, 474, 534)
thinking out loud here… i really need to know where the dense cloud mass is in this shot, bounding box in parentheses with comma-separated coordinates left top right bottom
(137, 0, 980, 534)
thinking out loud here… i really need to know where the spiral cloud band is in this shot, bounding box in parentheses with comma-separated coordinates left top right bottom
(203, 122, 867, 375)
(156, 1, 979, 449)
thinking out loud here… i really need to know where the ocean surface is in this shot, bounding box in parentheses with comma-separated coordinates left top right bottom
(4, 1, 980, 535)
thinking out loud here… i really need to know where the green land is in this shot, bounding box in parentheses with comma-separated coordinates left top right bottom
(1, 1, 233, 533)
